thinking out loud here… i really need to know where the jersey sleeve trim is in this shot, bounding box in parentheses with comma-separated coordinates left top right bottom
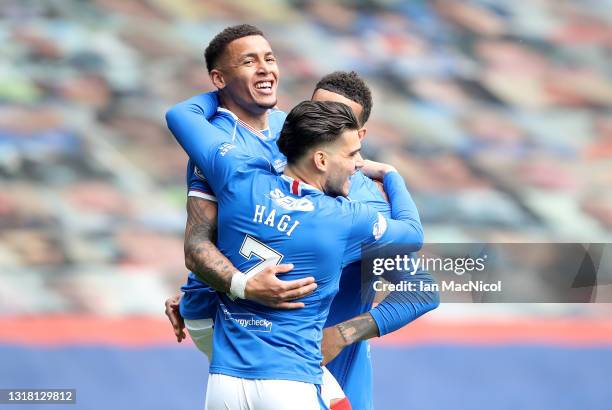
(188, 190, 218, 202)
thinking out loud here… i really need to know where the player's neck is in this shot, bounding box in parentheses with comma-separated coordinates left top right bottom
(219, 95, 268, 130)
(283, 164, 324, 193)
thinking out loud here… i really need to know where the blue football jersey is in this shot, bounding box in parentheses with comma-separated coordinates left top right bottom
(186, 107, 287, 200)
(166, 103, 423, 384)
(180, 107, 287, 320)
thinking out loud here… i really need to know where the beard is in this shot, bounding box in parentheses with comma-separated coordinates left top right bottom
(323, 176, 349, 198)
(255, 98, 277, 110)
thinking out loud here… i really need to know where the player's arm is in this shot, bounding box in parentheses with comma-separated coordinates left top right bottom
(167, 92, 237, 290)
(185, 197, 309, 302)
(363, 161, 424, 250)
(166, 95, 236, 194)
(368, 268, 439, 337)
(321, 162, 436, 363)
(166, 100, 316, 306)
(184, 196, 236, 291)
(342, 161, 424, 267)
(165, 196, 313, 323)
(321, 267, 439, 365)
(322, 271, 439, 362)
(180, 91, 220, 120)
(321, 312, 379, 365)
(355, 165, 439, 338)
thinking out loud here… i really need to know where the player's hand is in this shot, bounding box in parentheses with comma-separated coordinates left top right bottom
(164, 294, 186, 343)
(245, 264, 317, 309)
(321, 325, 347, 366)
(361, 159, 397, 182)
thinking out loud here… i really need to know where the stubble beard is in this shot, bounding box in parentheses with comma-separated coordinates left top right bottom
(323, 176, 349, 198)
(255, 97, 277, 110)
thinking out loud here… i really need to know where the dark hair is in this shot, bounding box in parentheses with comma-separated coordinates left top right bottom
(278, 101, 360, 165)
(313, 71, 372, 126)
(204, 24, 264, 73)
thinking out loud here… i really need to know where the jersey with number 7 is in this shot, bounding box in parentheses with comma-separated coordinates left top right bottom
(166, 106, 422, 385)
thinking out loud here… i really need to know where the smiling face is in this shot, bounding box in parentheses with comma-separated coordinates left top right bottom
(321, 128, 364, 197)
(212, 35, 279, 116)
(311, 88, 365, 196)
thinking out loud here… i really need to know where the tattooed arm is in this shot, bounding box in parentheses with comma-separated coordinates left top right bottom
(163, 195, 313, 341)
(321, 313, 379, 365)
(321, 269, 439, 364)
(336, 313, 380, 344)
(184, 196, 235, 292)
(183, 196, 317, 307)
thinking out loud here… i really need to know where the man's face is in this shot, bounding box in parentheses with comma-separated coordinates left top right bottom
(312, 88, 364, 129)
(312, 88, 366, 196)
(322, 129, 364, 197)
(216, 35, 279, 113)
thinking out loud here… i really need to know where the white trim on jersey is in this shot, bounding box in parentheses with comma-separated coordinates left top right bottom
(188, 190, 217, 202)
(217, 107, 238, 120)
(231, 118, 238, 143)
(217, 107, 274, 141)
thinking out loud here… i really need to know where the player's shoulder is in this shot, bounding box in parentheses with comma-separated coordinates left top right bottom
(232, 151, 275, 175)
(313, 194, 363, 218)
(181, 92, 211, 104)
(210, 107, 238, 125)
(268, 107, 286, 117)
(349, 170, 369, 187)
(349, 170, 389, 205)
(209, 108, 237, 133)
(350, 170, 380, 191)
(171, 92, 216, 113)
(268, 108, 287, 132)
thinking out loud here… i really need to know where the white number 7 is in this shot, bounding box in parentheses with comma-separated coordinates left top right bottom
(239, 235, 284, 279)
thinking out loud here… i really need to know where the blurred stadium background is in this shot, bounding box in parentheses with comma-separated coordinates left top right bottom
(1, 0, 612, 409)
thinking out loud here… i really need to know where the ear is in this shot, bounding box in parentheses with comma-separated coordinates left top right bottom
(358, 127, 367, 141)
(210, 69, 226, 90)
(313, 150, 328, 172)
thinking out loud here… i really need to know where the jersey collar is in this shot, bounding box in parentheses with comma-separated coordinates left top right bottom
(280, 175, 321, 196)
(217, 107, 272, 141)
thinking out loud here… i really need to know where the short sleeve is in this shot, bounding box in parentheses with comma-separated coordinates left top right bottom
(167, 103, 244, 196)
(186, 159, 216, 202)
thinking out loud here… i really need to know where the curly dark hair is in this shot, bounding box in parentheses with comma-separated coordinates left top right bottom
(313, 71, 372, 126)
(278, 100, 360, 165)
(204, 24, 264, 73)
